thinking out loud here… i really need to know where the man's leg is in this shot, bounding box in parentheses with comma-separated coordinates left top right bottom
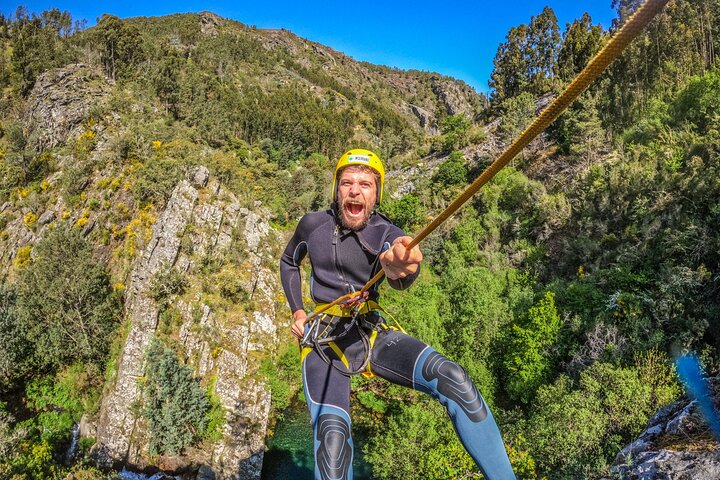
(369, 329, 517, 480)
(303, 347, 354, 480)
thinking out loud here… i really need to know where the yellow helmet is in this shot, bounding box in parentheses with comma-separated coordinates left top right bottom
(332, 149, 385, 205)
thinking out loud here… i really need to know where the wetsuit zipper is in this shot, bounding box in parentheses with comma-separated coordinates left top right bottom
(333, 225, 352, 293)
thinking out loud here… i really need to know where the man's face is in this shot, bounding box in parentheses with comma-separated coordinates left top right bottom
(337, 166, 377, 231)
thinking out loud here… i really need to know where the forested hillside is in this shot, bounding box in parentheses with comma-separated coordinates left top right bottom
(0, 0, 719, 479)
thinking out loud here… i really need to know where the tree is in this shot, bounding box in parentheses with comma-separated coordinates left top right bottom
(0, 284, 29, 389)
(601, 0, 714, 126)
(557, 13, 604, 83)
(10, 7, 79, 94)
(153, 42, 184, 117)
(143, 338, 210, 455)
(489, 24, 530, 103)
(526, 6, 561, 94)
(553, 91, 606, 163)
(15, 226, 121, 373)
(380, 193, 426, 233)
(489, 7, 560, 103)
(525, 359, 679, 478)
(439, 114, 471, 152)
(433, 151, 468, 187)
(95, 14, 145, 81)
(498, 92, 536, 144)
(503, 292, 561, 403)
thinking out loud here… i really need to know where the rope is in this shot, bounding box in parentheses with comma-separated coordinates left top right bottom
(306, 0, 670, 323)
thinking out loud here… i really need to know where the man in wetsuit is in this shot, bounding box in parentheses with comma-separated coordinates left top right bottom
(280, 149, 516, 480)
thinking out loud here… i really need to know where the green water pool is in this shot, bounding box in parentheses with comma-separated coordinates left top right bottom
(261, 401, 371, 479)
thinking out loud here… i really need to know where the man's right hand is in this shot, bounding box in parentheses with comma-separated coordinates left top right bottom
(291, 310, 308, 339)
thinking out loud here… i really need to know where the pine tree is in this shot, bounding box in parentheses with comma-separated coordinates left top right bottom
(558, 13, 604, 83)
(527, 6, 561, 95)
(143, 338, 210, 455)
(489, 24, 530, 103)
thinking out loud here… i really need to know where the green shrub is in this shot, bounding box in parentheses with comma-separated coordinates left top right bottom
(379, 193, 426, 233)
(260, 342, 302, 412)
(439, 115, 471, 152)
(526, 358, 680, 479)
(503, 292, 562, 403)
(498, 92, 535, 143)
(143, 338, 210, 455)
(364, 401, 477, 480)
(202, 377, 227, 442)
(131, 156, 185, 207)
(149, 266, 188, 306)
(433, 151, 468, 187)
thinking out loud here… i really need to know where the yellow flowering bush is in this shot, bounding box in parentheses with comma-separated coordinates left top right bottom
(152, 140, 164, 157)
(23, 212, 38, 227)
(15, 245, 32, 268)
(76, 125, 97, 155)
(113, 206, 157, 258)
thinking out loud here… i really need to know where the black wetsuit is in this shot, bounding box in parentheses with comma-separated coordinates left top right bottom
(280, 206, 517, 480)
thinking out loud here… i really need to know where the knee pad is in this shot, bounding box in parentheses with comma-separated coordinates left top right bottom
(421, 351, 488, 422)
(316, 413, 352, 480)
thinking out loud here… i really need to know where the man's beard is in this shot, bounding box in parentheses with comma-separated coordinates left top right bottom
(338, 201, 372, 231)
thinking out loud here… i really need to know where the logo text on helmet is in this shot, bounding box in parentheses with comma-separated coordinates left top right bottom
(347, 155, 370, 164)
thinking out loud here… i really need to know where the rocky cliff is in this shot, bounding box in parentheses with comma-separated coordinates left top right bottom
(605, 377, 720, 480)
(0, 56, 288, 478)
(92, 167, 281, 479)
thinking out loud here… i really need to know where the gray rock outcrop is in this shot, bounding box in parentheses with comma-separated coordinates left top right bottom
(94, 179, 199, 467)
(93, 169, 280, 480)
(608, 379, 720, 480)
(23, 64, 110, 153)
(406, 103, 439, 135)
(200, 12, 222, 38)
(432, 77, 478, 118)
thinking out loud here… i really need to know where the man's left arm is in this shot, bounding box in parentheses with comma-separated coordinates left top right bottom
(380, 236, 422, 289)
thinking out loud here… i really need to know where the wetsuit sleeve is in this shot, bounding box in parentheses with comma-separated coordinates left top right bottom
(280, 215, 310, 313)
(384, 224, 421, 291)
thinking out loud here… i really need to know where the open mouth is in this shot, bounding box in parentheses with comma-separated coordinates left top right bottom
(345, 202, 364, 216)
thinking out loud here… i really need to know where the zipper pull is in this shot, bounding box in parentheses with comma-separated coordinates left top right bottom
(332, 226, 338, 245)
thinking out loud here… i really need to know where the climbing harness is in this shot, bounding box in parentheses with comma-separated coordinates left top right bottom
(301, 291, 405, 378)
(303, 0, 671, 325)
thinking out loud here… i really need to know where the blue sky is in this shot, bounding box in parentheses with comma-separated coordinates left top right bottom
(7, 1, 617, 93)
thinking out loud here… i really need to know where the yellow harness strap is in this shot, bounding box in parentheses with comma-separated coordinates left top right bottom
(314, 300, 382, 317)
(328, 341, 350, 370)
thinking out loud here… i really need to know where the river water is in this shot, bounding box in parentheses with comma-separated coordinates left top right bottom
(261, 400, 372, 479)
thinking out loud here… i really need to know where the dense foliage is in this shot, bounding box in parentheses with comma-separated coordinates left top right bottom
(0, 226, 120, 389)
